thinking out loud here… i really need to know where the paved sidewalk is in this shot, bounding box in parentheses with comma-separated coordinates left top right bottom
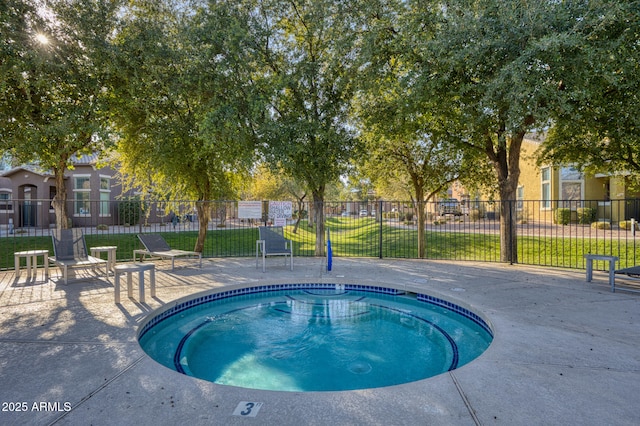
(0, 257, 638, 425)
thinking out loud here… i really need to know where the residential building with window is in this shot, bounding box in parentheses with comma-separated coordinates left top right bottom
(0, 153, 123, 230)
(517, 134, 640, 223)
(450, 132, 640, 224)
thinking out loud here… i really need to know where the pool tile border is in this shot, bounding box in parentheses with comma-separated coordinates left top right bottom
(138, 283, 493, 340)
(417, 293, 493, 337)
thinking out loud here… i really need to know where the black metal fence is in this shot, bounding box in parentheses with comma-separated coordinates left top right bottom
(2, 198, 639, 271)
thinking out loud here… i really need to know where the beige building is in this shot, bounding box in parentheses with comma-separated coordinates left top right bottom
(452, 133, 640, 224)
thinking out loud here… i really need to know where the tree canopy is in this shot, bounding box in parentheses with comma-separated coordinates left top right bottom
(403, 0, 593, 262)
(109, 0, 261, 251)
(539, 1, 640, 182)
(3, 0, 639, 264)
(247, 0, 365, 255)
(0, 0, 122, 228)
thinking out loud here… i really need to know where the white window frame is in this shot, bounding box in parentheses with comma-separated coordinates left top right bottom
(0, 189, 13, 213)
(73, 174, 91, 216)
(541, 167, 551, 210)
(99, 175, 111, 217)
(559, 166, 584, 210)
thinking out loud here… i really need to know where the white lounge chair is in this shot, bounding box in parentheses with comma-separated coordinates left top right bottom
(256, 226, 293, 272)
(134, 234, 202, 271)
(50, 229, 108, 284)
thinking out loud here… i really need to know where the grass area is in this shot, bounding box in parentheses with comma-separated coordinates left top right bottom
(2, 218, 639, 270)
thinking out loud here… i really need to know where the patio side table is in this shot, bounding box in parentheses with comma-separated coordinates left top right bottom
(90, 246, 118, 273)
(113, 263, 155, 304)
(14, 250, 49, 280)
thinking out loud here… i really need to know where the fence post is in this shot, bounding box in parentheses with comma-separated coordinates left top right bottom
(378, 200, 383, 259)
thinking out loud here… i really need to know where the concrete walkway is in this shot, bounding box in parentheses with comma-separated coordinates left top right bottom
(0, 257, 638, 426)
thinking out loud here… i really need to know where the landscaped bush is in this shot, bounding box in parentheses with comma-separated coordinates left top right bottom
(591, 221, 611, 230)
(577, 207, 597, 224)
(118, 197, 143, 226)
(619, 220, 639, 231)
(555, 208, 571, 225)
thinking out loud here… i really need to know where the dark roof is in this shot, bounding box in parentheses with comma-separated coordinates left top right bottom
(71, 153, 101, 165)
(0, 165, 53, 178)
(0, 153, 101, 178)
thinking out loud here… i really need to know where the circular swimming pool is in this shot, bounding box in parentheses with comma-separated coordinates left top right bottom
(138, 283, 493, 392)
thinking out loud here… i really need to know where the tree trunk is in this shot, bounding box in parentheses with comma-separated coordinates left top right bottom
(52, 167, 69, 230)
(488, 129, 525, 263)
(293, 197, 305, 234)
(194, 201, 210, 253)
(499, 186, 518, 263)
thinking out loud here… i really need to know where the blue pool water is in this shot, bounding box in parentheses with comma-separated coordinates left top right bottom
(138, 284, 493, 392)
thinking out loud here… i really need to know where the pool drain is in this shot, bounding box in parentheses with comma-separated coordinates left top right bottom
(348, 361, 372, 374)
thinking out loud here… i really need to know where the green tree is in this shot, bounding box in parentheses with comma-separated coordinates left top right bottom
(538, 1, 640, 182)
(0, 0, 122, 229)
(248, 0, 364, 255)
(355, 0, 479, 257)
(413, 0, 576, 262)
(109, 0, 259, 252)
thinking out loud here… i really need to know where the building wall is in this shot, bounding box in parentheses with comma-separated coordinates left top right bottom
(0, 162, 123, 229)
(517, 137, 543, 200)
(451, 133, 640, 224)
(515, 135, 640, 223)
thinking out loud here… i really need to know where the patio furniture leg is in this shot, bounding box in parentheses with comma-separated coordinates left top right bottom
(114, 273, 121, 303)
(609, 261, 616, 292)
(150, 267, 156, 298)
(127, 272, 133, 299)
(138, 269, 145, 303)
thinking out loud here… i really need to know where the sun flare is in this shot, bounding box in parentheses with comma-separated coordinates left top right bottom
(35, 33, 49, 45)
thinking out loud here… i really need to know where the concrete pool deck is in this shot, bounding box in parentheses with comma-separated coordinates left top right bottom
(0, 257, 638, 425)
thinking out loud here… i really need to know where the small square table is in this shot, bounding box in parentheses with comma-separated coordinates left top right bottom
(90, 246, 118, 273)
(113, 263, 156, 303)
(14, 250, 49, 280)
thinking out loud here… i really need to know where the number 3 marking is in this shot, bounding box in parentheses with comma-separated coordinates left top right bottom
(241, 402, 255, 416)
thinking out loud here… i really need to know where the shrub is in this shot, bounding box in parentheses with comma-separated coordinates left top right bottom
(619, 220, 639, 231)
(469, 209, 481, 221)
(96, 224, 109, 231)
(118, 197, 143, 226)
(591, 221, 611, 230)
(555, 208, 571, 225)
(577, 207, 597, 224)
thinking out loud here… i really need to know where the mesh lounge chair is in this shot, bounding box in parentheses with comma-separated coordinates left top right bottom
(256, 226, 293, 272)
(50, 229, 108, 284)
(134, 234, 202, 271)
